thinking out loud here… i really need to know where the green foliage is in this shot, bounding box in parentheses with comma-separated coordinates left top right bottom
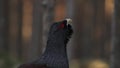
(0, 52, 20, 68)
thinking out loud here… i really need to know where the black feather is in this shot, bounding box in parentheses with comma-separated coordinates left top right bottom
(18, 19, 73, 68)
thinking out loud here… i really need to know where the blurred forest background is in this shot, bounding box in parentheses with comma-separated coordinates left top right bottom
(0, 0, 119, 68)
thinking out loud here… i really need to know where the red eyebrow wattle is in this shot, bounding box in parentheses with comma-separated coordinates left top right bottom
(58, 23, 65, 29)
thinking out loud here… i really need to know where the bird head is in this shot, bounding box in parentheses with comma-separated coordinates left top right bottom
(48, 18, 73, 44)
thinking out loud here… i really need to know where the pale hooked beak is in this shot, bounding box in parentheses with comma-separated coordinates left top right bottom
(66, 18, 72, 25)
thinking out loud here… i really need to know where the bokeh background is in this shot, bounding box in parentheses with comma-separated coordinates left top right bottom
(0, 0, 114, 68)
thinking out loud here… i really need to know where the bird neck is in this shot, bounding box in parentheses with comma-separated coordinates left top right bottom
(44, 40, 67, 56)
(40, 40, 69, 68)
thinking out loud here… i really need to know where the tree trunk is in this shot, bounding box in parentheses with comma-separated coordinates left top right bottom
(27, 0, 43, 61)
(42, 0, 55, 50)
(17, 0, 23, 59)
(66, 0, 74, 59)
(72, 0, 106, 60)
(111, 0, 120, 68)
(92, 0, 106, 59)
(72, 0, 85, 59)
(3, 0, 9, 53)
(0, 0, 6, 52)
(105, 0, 113, 60)
(21, 0, 33, 61)
(8, 0, 22, 59)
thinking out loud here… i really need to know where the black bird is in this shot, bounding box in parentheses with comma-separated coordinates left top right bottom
(18, 19, 73, 68)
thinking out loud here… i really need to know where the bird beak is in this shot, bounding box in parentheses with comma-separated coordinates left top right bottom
(66, 18, 72, 25)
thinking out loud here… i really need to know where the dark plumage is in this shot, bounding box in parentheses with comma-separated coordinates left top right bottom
(18, 19, 73, 68)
